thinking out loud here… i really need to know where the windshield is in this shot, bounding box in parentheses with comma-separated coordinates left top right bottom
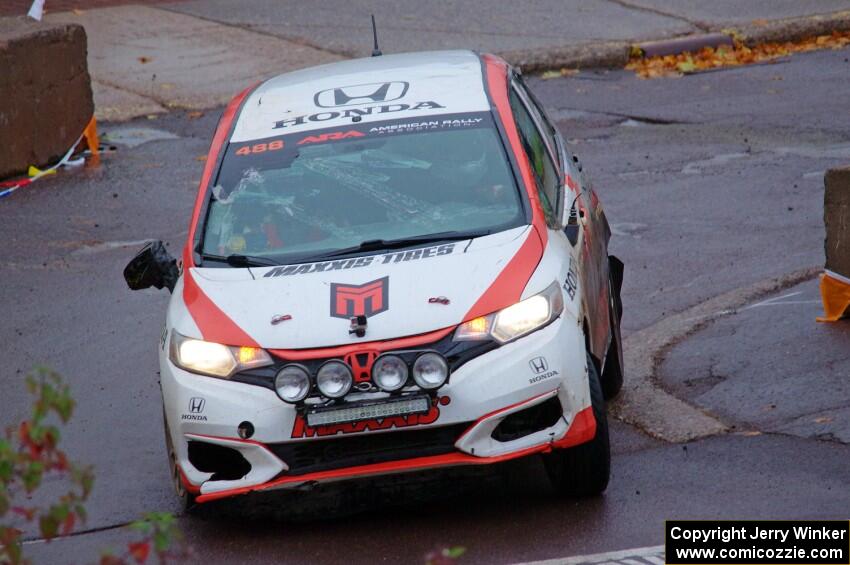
(200, 112, 525, 265)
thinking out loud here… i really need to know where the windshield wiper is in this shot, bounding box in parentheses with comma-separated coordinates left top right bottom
(201, 253, 280, 268)
(310, 230, 491, 260)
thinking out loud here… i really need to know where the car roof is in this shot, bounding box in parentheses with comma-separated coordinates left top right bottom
(229, 50, 492, 143)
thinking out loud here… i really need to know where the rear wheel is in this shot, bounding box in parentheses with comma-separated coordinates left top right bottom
(543, 353, 610, 497)
(163, 410, 196, 511)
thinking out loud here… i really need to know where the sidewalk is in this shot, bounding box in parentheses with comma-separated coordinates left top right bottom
(5, 0, 848, 121)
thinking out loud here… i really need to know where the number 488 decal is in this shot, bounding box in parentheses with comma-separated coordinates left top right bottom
(235, 139, 284, 156)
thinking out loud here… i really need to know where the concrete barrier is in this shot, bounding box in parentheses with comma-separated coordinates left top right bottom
(825, 167, 850, 279)
(0, 16, 93, 180)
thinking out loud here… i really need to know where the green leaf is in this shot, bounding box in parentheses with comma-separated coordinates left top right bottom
(22, 462, 44, 492)
(153, 530, 170, 553)
(75, 503, 87, 523)
(445, 547, 467, 559)
(0, 492, 8, 517)
(39, 515, 59, 539)
(129, 520, 153, 535)
(0, 459, 13, 482)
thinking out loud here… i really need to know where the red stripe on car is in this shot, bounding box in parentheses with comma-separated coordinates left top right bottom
(269, 326, 455, 361)
(183, 269, 259, 347)
(464, 55, 547, 321)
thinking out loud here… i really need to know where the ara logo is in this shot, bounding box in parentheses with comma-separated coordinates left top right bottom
(330, 276, 389, 319)
(314, 81, 409, 108)
(297, 130, 366, 145)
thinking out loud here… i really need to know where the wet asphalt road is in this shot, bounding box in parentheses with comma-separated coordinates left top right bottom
(3, 48, 849, 564)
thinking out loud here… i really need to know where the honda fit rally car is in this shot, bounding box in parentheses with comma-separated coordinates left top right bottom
(124, 50, 624, 506)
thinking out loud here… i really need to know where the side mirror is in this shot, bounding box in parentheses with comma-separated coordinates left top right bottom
(123, 241, 179, 293)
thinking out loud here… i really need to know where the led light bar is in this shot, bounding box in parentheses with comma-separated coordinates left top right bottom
(307, 396, 430, 427)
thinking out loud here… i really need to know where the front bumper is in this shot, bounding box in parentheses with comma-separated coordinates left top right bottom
(160, 315, 594, 503)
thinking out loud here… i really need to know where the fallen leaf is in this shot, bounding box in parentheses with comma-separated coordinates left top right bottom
(195, 155, 207, 162)
(677, 59, 697, 73)
(751, 18, 769, 26)
(626, 30, 850, 79)
(137, 56, 151, 64)
(560, 68, 579, 77)
(813, 416, 833, 424)
(541, 70, 561, 80)
(72, 9, 85, 15)
(187, 111, 204, 119)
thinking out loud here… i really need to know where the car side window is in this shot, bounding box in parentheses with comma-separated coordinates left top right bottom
(515, 78, 561, 166)
(509, 85, 560, 227)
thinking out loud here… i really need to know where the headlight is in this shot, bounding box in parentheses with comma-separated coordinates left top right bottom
(316, 361, 353, 398)
(455, 281, 564, 344)
(275, 365, 311, 403)
(372, 355, 409, 391)
(169, 331, 272, 378)
(412, 353, 449, 390)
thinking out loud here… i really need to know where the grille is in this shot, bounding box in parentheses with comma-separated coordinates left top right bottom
(269, 423, 470, 475)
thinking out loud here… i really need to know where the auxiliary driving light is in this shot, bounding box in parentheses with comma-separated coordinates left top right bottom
(316, 360, 353, 398)
(307, 396, 430, 427)
(372, 354, 409, 391)
(275, 365, 311, 403)
(412, 352, 449, 389)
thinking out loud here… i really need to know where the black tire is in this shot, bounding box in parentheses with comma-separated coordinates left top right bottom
(543, 353, 610, 497)
(601, 297, 624, 400)
(163, 410, 197, 512)
(601, 256, 625, 400)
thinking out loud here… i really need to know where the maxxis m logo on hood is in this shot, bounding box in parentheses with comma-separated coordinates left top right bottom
(330, 277, 389, 319)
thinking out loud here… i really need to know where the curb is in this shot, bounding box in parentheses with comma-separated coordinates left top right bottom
(501, 41, 631, 74)
(734, 9, 850, 46)
(505, 9, 850, 73)
(609, 267, 819, 443)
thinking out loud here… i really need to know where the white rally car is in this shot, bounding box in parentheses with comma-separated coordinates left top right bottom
(124, 50, 624, 507)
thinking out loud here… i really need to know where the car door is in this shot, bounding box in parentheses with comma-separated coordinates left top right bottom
(511, 73, 612, 361)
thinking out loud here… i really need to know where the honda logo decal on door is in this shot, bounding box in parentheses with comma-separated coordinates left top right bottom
(330, 277, 389, 319)
(314, 81, 409, 108)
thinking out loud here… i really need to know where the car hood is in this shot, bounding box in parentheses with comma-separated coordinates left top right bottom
(182, 226, 536, 349)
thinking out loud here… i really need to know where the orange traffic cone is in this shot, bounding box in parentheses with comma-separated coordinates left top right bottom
(817, 270, 850, 322)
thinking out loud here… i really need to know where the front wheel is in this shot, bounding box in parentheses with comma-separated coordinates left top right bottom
(543, 353, 610, 497)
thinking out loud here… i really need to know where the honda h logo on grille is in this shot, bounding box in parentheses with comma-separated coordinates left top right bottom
(188, 397, 205, 414)
(330, 277, 389, 319)
(529, 357, 549, 374)
(314, 81, 409, 108)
